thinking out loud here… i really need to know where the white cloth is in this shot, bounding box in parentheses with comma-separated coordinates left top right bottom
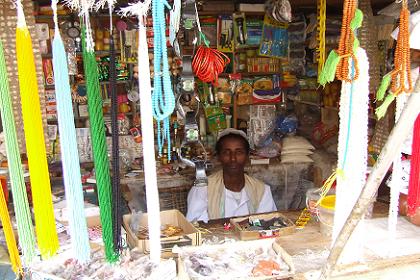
(186, 184, 277, 222)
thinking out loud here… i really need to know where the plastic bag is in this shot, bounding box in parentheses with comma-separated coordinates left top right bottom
(129, 210, 144, 233)
(265, 0, 292, 23)
(277, 115, 298, 134)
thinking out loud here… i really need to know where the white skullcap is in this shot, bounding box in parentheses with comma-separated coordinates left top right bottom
(216, 128, 248, 142)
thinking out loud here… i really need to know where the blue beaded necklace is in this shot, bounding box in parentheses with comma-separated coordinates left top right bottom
(152, 0, 175, 158)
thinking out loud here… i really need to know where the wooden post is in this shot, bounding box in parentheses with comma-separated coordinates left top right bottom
(319, 77, 420, 279)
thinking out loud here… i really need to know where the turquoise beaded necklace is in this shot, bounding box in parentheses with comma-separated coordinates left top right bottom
(152, 0, 175, 158)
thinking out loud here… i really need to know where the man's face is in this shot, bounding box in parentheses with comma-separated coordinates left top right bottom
(218, 137, 248, 174)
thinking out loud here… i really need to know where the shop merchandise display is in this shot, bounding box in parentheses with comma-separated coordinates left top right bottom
(78, 0, 118, 262)
(51, 0, 90, 263)
(135, 224, 184, 239)
(375, 2, 412, 119)
(259, 15, 288, 58)
(16, 0, 59, 260)
(30, 248, 177, 280)
(0, 39, 29, 273)
(176, 239, 294, 279)
(120, 0, 174, 262)
(0, 0, 418, 278)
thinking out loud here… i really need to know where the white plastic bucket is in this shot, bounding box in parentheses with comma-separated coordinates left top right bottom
(317, 195, 335, 237)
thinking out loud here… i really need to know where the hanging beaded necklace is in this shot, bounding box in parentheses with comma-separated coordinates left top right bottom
(152, 0, 175, 157)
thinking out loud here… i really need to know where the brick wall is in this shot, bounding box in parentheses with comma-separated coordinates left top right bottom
(0, 0, 49, 153)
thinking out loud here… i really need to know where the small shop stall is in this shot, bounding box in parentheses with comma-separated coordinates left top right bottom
(1, 0, 420, 279)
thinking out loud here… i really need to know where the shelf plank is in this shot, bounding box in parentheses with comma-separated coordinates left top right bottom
(41, 50, 121, 58)
(234, 46, 260, 52)
(294, 100, 321, 107)
(323, 106, 339, 111)
(236, 72, 281, 77)
(196, 11, 265, 16)
(238, 102, 279, 106)
(76, 80, 129, 85)
(197, 11, 234, 16)
(44, 80, 128, 89)
(35, 13, 133, 20)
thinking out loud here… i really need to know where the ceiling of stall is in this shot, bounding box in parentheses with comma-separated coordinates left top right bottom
(34, 0, 395, 14)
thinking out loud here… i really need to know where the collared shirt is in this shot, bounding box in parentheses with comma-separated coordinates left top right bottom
(186, 184, 277, 222)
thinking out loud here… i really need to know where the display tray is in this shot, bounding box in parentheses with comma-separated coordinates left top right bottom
(176, 238, 295, 280)
(230, 212, 296, 241)
(123, 209, 202, 254)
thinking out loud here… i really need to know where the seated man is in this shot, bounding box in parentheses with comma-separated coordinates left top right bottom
(186, 128, 277, 222)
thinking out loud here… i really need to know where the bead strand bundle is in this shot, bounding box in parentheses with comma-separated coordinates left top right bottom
(15, 0, 59, 259)
(69, 0, 118, 262)
(375, 1, 412, 119)
(318, 0, 362, 86)
(51, 0, 90, 263)
(0, 40, 24, 275)
(120, 0, 162, 263)
(335, 0, 359, 82)
(95, 0, 123, 255)
(152, 0, 175, 157)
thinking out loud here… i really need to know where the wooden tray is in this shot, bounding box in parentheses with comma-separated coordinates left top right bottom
(230, 212, 296, 241)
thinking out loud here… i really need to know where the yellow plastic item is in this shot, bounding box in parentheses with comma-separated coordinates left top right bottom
(295, 208, 311, 229)
(319, 195, 336, 210)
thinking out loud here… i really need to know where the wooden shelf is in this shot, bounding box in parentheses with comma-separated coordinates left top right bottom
(71, 111, 134, 121)
(196, 11, 265, 16)
(238, 102, 279, 106)
(35, 13, 132, 20)
(197, 11, 233, 16)
(77, 80, 129, 86)
(241, 11, 266, 16)
(45, 80, 128, 89)
(219, 72, 281, 78)
(41, 50, 121, 58)
(294, 100, 321, 107)
(35, 14, 72, 20)
(182, 45, 217, 50)
(236, 72, 280, 76)
(234, 46, 260, 52)
(323, 106, 339, 111)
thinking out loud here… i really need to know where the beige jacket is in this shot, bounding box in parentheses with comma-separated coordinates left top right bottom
(207, 170, 266, 219)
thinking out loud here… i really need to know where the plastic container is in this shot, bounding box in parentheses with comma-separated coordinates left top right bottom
(318, 195, 335, 237)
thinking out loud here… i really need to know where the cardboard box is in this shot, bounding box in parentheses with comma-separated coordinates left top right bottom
(54, 203, 101, 228)
(230, 212, 296, 241)
(123, 209, 201, 254)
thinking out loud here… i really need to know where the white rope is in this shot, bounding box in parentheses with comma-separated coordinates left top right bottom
(120, 0, 161, 264)
(80, 0, 95, 52)
(169, 0, 181, 47)
(333, 47, 369, 264)
(15, 0, 26, 28)
(51, 0, 59, 31)
(62, 0, 81, 11)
